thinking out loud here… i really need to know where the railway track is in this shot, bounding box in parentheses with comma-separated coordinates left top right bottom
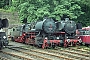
(5, 47, 53, 60)
(67, 47, 90, 55)
(7, 46, 90, 60)
(2, 41, 89, 60)
(34, 49, 90, 60)
(0, 50, 34, 60)
(0, 55, 10, 60)
(14, 46, 90, 60)
(6, 47, 73, 60)
(0, 50, 23, 60)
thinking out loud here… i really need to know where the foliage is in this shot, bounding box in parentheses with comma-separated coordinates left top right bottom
(76, 0, 90, 26)
(13, 0, 84, 23)
(0, 0, 9, 8)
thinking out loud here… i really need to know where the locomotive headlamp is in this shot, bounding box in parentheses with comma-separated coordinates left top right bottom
(45, 37, 48, 39)
(23, 34, 26, 36)
(3, 36, 6, 39)
(78, 37, 79, 39)
(57, 37, 59, 39)
(67, 39, 70, 42)
(29, 28, 30, 29)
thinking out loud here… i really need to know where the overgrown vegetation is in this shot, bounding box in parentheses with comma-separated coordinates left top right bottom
(0, 0, 90, 26)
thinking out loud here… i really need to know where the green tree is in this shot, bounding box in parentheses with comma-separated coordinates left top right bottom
(16, 0, 84, 23)
(0, 0, 10, 8)
(76, 0, 90, 26)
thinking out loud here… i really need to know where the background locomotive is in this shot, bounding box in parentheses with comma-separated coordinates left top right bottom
(77, 26, 90, 47)
(0, 18, 9, 49)
(10, 23, 31, 42)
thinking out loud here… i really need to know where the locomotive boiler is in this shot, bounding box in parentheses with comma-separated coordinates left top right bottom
(56, 18, 76, 38)
(0, 18, 9, 49)
(35, 18, 56, 33)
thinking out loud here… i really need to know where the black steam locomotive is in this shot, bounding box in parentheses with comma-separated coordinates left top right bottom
(33, 18, 81, 48)
(35, 18, 56, 47)
(0, 18, 9, 49)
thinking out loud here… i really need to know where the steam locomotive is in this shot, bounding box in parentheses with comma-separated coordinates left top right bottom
(34, 18, 57, 48)
(11, 17, 82, 48)
(10, 23, 31, 42)
(0, 18, 9, 49)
